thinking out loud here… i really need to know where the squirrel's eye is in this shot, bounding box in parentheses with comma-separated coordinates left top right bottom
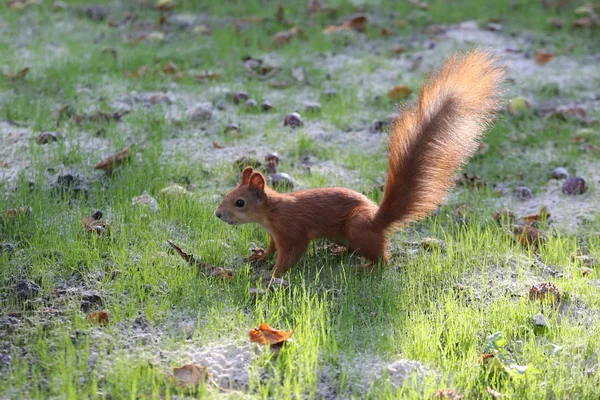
(235, 199, 245, 208)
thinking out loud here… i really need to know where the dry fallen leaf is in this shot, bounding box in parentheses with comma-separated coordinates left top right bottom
(345, 14, 368, 32)
(272, 30, 292, 46)
(431, 388, 464, 399)
(162, 61, 179, 74)
(536, 51, 555, 65)
(166, 240, 232, 279)
(1, 206, 32, 223)
(94, 147, 131, 172)
(126, 65, 150, 78)
(212, 141, 224, 149)
(529, 282, 561, 305)
(4, 67, 30, 80)
(88, 310, 111, 325)
(387, 85, 411, 100)
(514, 224, 546, 247)
(172, 364, 208, 388)
(521, 207, 551, 224)
(81, 211, 111, 237)
(249, 322, 294, 346)
(192, 71, 222, 81)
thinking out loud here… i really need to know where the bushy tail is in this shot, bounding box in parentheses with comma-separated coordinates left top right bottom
(373, 50, 504, 232)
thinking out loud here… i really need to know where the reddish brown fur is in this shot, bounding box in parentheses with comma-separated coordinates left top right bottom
(215, 50, 504, 277)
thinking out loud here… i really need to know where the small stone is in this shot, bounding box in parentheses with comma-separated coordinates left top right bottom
(513, 185, 532, 201)
(261, 101, 273, 111)
(232, 91, 249, 104)
(215, 100, 227, 110)
(224, 122, 240, 133)
(51, 1, 68, 12)
(244, 99, 257, 109)
(532, 313, 549, 327)
(291, 67, 305, 82)
(423, 39, 436, 49)
(562, 176, 586, 195)
(420, 237, 445, 252)
(487, 22, 502, 31)
(270, 172, 294, 189)
(370, 120, 385, 133)
(160, 184, 189, 198)
(0, 243, 16, 253)
(284, 112, 303, 128)
(15, 280, 40, 300)
(38, 132, 58, 144)
(551, 167, 569, 180)
(186, 102, 212, 122)
(304, 102, 321, 112)
(147, 31, 165, 42)
(573, 255, 598, 267)
(507, 96, 531, 115)
(265, 152, 279, 163)
(131, 191, 160, 213)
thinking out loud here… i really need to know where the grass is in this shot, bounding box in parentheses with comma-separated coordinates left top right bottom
(1, 0, 600, 398)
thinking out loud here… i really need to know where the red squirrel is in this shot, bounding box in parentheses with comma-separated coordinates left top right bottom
(215, 50, 504, 277)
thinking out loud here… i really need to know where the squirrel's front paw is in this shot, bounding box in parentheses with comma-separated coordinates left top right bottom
(248, 248, 267, 264)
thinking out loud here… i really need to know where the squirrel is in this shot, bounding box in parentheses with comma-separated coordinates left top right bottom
(215, 50, 504, 277)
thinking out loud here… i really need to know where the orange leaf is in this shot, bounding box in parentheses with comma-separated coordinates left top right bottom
(249, 322, 294, 345)
(380, 27, 393, 36)
(94, 147, 131, 172)
(172, 364, 208, 388)
(88, 310, 111, 325)
(521, 207, 551, 224)
(212, 141, 223, 149)
(536, 51, 554, 65)
(387, 85, 411, 100)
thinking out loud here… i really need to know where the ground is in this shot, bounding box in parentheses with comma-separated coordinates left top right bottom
(1, 0, 600, 399)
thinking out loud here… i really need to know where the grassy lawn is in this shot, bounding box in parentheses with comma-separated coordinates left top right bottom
(1, 0, 599, 398)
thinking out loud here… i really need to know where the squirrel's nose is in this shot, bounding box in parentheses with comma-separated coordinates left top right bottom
(215, 211, 222, 219)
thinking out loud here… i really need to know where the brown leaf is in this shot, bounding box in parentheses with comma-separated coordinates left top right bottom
(4, 67, 30, 80)
(521, 207, 551, 224)
(477, 353, 496, 364)
(191, 71, 222, 81)
(380, 27, 393, 36)
(323, 24, 348, 34)
(387, 85, 411, 100)
(123, 33, 149, 46)
(162, 61, 179, 74)
(94, 147, 131, 172)
(274, 4, 287, 24)
(514, 224, 546, 247)
(345, 14, 368, 32)
(272, 31, 293, 46)
(249, 322, 294, 345)
(166, 240, 232, 279)
(0, 161, 8, 168)
(126, 65, 150, 78)
(529, 282, 561, 305)
(536, 51, 555, 65)
(212, 141, 223, 149)
(431, 388, 464, 399)
(393, 46, 405, 55)
(172, 364, 208, 388)
(88, 310, 110, 325)
(586, 143, 600, 154)
(454, 173, 485, 188)
(1, 206, 31, 223)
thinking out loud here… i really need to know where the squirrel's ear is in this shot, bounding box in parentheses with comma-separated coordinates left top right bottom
(248, 172, 266, 200)
(241, 167, 254, 184)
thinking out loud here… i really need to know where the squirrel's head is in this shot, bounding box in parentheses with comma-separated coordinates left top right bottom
(215, 167, 268, 225)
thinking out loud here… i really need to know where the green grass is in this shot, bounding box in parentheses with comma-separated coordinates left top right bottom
(1, 0, 600, 398)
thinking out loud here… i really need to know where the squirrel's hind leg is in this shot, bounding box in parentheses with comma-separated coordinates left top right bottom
(345, 214, 389, 270)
